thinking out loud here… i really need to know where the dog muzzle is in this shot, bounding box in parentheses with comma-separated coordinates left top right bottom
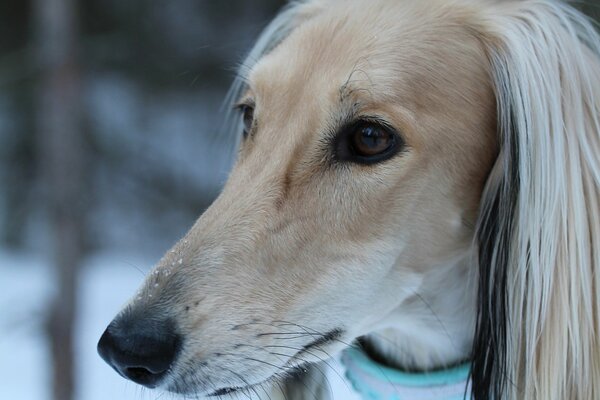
(342, 347, 471, 400)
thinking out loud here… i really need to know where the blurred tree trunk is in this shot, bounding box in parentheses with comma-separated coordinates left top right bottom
(33, 1, 85, 400)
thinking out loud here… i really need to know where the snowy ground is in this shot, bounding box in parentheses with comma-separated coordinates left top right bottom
(0, 249, 360, 400)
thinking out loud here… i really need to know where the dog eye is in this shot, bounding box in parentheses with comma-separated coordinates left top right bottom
(334, 120, 403, 164)
(239, 105, 254, 139)
(352, 124, 393, 156)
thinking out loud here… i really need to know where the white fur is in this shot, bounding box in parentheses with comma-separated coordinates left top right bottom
(482, 2, 600, 398)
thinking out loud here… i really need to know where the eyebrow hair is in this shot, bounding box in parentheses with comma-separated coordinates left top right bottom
(339, 62, 376, 104)
(338, 81, 378, 114)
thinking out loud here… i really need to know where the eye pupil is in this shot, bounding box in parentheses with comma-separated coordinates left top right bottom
(353, 124, 392, 156)
(360, 127, 382, 147)
(333, 119, 403, 165)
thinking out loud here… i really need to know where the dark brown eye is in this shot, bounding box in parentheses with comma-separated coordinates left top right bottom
(352, 124, 393, 157)
(240, 105, 254, 138)
(334, 120, 403, 165)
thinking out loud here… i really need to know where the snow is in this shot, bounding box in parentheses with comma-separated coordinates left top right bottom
(0, 250, 154, 400)
(0, 249, 360, 400)
(0, 251, 51, 400)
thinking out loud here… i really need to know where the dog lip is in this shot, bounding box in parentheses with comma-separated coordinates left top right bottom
(300, 328, 344, 352)
(204, 374, 273, 397)
(207, 386, 244, 397)
(205, 328, 344, 397)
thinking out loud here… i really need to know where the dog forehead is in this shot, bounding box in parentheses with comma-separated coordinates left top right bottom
(249, 14, 392, 105)
(248, 0, 488, 115)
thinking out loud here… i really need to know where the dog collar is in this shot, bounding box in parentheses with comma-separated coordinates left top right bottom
(342, 347, 471, 400)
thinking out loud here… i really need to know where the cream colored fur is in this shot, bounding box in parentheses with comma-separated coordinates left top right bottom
(114, 0, 600, 399)
(479, 2, 600, 399)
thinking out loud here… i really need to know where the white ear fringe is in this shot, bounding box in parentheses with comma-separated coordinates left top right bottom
(484, 2, 600, 398)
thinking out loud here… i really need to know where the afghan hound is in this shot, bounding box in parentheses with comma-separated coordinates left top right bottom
(98, 1, 600, 399)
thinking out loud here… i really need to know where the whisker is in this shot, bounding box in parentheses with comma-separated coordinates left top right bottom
(262, 344, 354, 395)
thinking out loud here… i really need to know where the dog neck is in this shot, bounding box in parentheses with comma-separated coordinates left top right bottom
(364, 254, 476, 371)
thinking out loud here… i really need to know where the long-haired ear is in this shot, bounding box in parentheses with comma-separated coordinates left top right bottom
(472, 2, 600, 399)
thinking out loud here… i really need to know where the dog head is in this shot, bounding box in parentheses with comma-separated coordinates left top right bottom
(98, 1, 600, 398)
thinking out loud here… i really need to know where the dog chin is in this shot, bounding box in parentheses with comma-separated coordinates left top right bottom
(167, 377, 273, 399)
(166, 360, 310, 398)
(162, 368, 275, 398)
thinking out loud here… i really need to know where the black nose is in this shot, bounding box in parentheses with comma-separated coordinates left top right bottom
(97, 316, 181, 388)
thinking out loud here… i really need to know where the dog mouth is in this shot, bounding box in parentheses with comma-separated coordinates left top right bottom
(205, 362, 307, 398)
(206, 328, 344, 397)
(208, 386, 246, 397)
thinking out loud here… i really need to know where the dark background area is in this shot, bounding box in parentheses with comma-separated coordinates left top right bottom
(1, 1, 285, 400)
(1, 0, 284, 254)
(0, 1, 599, 400)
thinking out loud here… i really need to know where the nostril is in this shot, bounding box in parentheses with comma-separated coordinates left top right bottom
(97, 318, 181, 388)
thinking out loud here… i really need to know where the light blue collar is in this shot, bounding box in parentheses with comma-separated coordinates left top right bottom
(342, 347, 471, 400)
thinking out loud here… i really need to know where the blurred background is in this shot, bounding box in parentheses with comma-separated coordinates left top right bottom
(1, 1, 599, 400)
(0, 1, 284, 399)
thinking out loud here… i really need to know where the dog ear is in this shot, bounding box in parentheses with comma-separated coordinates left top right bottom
(470, 81, 517, 400)
(471, 3, 600, 399)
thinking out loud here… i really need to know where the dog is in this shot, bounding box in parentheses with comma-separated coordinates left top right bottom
(97, 0, 600, 399)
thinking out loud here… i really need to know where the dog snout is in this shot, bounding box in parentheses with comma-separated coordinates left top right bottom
(97, 315, 181, 388)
